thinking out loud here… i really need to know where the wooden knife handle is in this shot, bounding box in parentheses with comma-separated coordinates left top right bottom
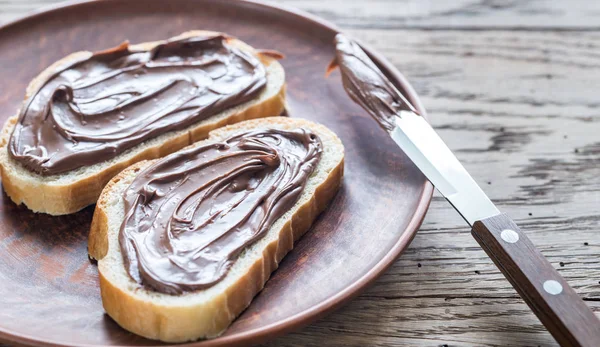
(471, 213, 600, 347)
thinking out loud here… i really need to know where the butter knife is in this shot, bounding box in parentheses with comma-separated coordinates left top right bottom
(329, 33, 600, 347)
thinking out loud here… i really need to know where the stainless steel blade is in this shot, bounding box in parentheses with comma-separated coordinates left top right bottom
(331, 32, 499, 225)
(391, 110, 499, 226)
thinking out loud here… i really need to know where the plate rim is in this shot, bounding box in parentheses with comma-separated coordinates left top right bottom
(0, 0, 434, 346)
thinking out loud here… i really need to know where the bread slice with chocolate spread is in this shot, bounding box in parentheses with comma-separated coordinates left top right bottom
(88, 117, 344, 342)
(0, 30, 286, 215)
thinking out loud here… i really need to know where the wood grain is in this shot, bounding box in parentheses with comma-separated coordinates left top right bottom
(472, 214, 600, 346)
(1, 1, 600, 347)
(276, 0, 600, 30)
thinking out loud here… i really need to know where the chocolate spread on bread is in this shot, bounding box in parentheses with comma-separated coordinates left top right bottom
(9, 35, 267, 175)
(119, 128, 322, 294)
(328, 33, 419, 132)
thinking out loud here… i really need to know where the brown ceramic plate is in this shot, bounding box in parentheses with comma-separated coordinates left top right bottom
(0, 0, 432, 346)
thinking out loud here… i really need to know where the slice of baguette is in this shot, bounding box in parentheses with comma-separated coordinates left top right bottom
(88, 117, 344, 342)
(0, 30, 286, 215)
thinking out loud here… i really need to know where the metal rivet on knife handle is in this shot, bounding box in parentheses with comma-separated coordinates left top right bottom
(544, 280, 564, 295)
(500, 229, 519, 243)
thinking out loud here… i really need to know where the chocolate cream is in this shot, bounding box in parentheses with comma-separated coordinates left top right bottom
(328, 33, 419, 132)
(9, 34, 267, 175)
(119, 128, 322, 294)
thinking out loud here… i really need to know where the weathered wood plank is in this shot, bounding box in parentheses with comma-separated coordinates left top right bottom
(267, 298, 600, 346)
(3, 0, 600, 30)
(274, 0, 600, 30)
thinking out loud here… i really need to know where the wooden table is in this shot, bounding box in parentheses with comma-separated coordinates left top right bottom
(2, 1, 599, 346)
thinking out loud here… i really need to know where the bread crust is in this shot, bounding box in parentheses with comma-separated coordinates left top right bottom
(0, 30, 286, 215)
(88, 117, 344, 342)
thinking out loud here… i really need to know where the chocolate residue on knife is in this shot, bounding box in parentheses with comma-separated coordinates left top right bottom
(328, 33, 419, 133)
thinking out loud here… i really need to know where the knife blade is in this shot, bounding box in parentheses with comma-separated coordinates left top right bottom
(390, 110, 499, 225)
(330, 33, 600, 347)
